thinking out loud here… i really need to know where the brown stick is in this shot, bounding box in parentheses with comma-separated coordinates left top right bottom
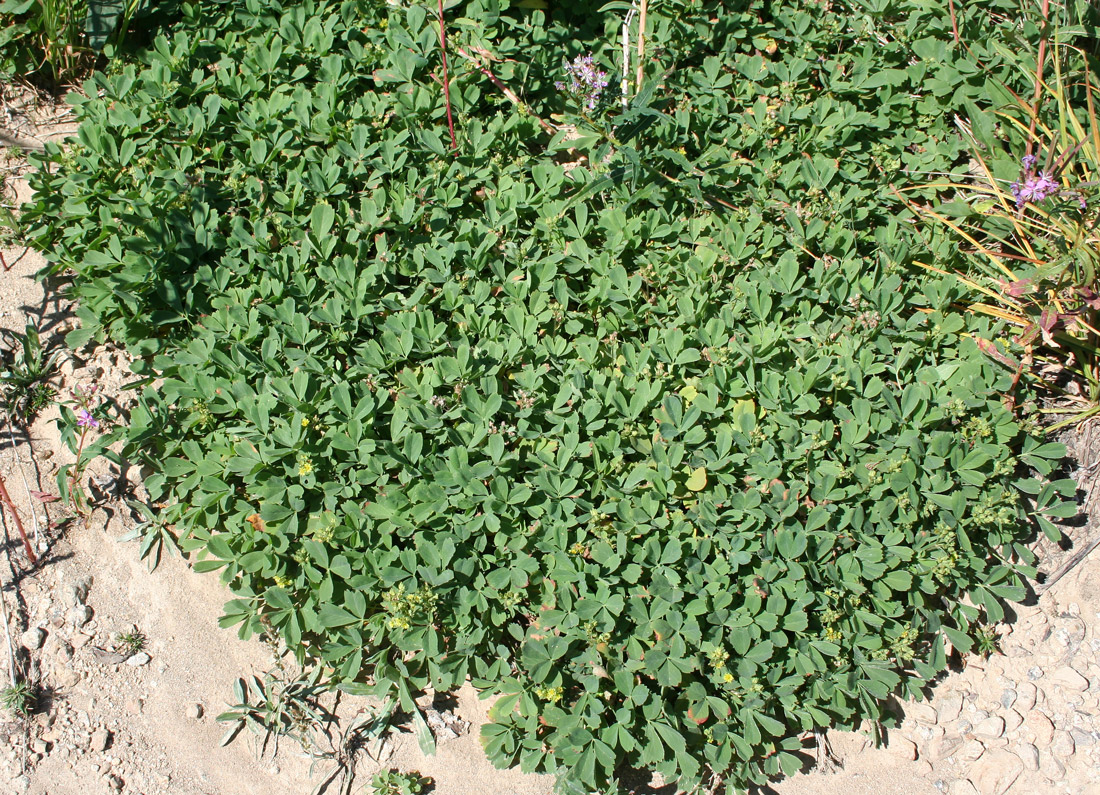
(947, 0, 960, 45)
(1026, 0, 1052, 161)
(635, 0, 648, 91)
(437, 0, 458, 152)
(0, 474, 35, 564)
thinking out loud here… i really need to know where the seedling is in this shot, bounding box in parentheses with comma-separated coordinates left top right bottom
(0, 680, 35, 717)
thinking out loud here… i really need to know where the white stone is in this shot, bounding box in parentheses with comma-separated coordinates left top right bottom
(1016, 742, 1039, 771)
(1039, 749, 1066, 781)
(1027, 712, 1055, 747)
(967, 748, 1023, 795)
(1051, 730, 1075, 759)
(20, 628, 45, 650)
(939, 694, 964, 723)
(1015, 682, 1037, 711)
(1051, 666, 1089, 692)
(959, 739, 985, 762)
(973, 717, 1005, 740)
(909, 701, 938, 725)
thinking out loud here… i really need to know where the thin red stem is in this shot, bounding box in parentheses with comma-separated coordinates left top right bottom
(0, 474, 36, 565)
(437, 0, 458, 152)
(1026, 0, 1052, 160)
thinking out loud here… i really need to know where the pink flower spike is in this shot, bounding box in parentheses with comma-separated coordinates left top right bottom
(76, 409, 99, 429)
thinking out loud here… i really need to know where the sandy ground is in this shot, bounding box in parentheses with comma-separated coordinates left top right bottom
(2, 92, 1100, 795)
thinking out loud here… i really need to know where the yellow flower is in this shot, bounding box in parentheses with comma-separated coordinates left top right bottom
(301, 417, 310, 427)
(535, 686, 564, 703)
(297, 455, 314, 476)
(723, 672, 733, 683)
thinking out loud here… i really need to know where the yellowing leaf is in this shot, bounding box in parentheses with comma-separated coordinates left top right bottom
(685, 467, 707, 492)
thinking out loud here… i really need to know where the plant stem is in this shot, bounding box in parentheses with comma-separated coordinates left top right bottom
(635, 0, 648, 91)
(68, 426, 89, 512)
(0, 475, 35, 565)
(454, 46, 557, 134)
(1026, 0, 1052, 160)
(0, 575, 16, 691)
(437, 0, 458, 152)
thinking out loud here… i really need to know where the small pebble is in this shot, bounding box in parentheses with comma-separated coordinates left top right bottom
(125, 652, 151, 667)
(1051, 730, 1075, 759)
(20, 627, 45, 650)
(185, 703, 204, 720)
(89, 729, 110, 753)
(1016, 741, 1040, 771)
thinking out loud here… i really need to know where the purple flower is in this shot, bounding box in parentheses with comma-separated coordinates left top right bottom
(1021, 154, 1039, 171)
(1012, 171, 1059, 207)
(559, 54, 609, 111)
(76, 409, 99, 429)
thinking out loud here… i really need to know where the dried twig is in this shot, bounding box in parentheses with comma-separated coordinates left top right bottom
(0, 573, 17, 690)
(0, 474, 36, 564)
(621, 3, 638, 111)
(635, 0, 648, 91)
(6, 419, 41, 553)
(1039, 533, 1100, 593)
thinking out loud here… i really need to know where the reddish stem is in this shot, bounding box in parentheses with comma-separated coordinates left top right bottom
(437, 0, 458, 152)
(69, 426, 90, 505)
(1026, 0, 1052, 160)
(0, 474, 36, 565)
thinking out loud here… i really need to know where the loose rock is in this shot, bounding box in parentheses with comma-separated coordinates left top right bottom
(929, 735, 964, 762)
(185, 703, 203, 720)
(125, 652, 151, 667)
(1015, 682, 1037, 712)
(939, 694, 964, 723)
(1016, 742, 1039, 771)
(1027, 712, 1055, 747)
(1051, 730, 1075, 759)
(998, 689, 1016, 710)
(1039, 749, 1066, 781)
(967, 748, 1022, 795)
(1070, 728, 1096, 747)
(958, 739, 985, 762)
(908, 701, 938, 725)
(1050, 666, 1089, 693)
(20, 627, 45, 651)
(90, 729, 110, 753)
(973, 717, 1005, 741)
(69, 578, 91, 606)
(67, 605, 92, 627)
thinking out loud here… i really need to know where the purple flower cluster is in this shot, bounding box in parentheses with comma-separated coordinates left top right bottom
(556, 54, 609, 111)
(1011, 153, 1059, 207)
